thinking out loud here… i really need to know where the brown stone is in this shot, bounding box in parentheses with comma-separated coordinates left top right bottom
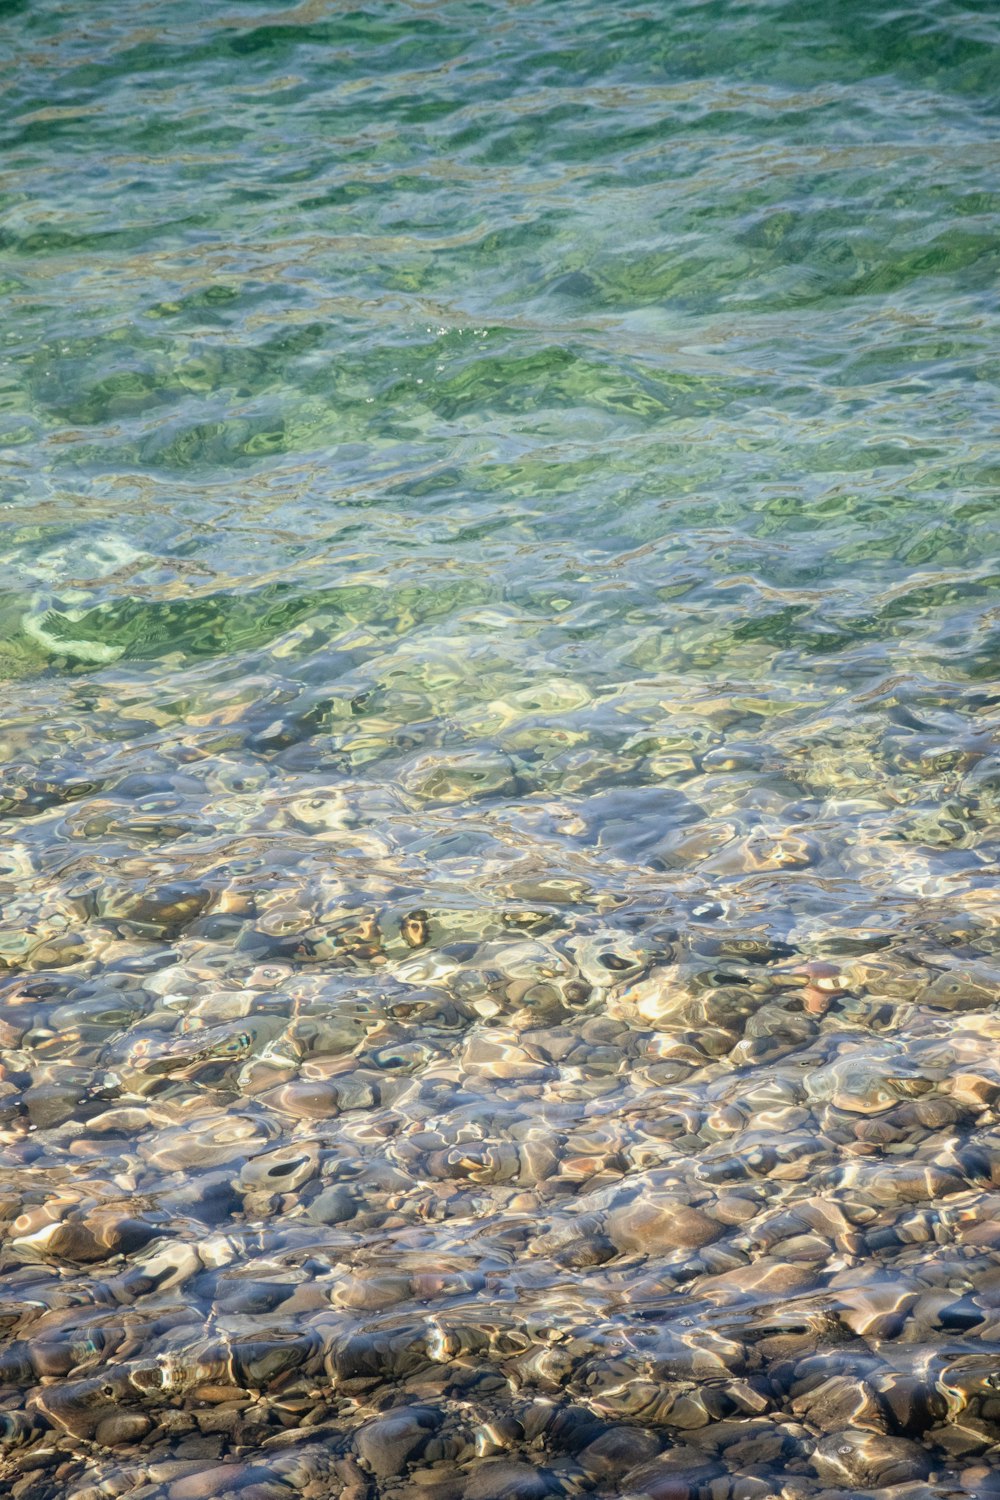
(170, 1465, 245, 1500)
(811, 1429, 931, 1486)
(94, 1413, 152, 1447)
(792, 1375, 887, 1432)
(608, 1197, 721, 1253)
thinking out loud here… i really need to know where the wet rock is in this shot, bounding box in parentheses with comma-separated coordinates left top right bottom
(355, 1406, 442, 1477)
(94, 1413, 152, 1447)
(811, 1429, 932, 1486)
(608, 1195, 722, 1253)
(577, 1425, 660, 1477)
(620, 1448, 721, 1499)
(873, 1371, 945, 1435)
(23, 1079, 89, 1129)
(303, 1184, 357, 1224)
(238, 1143, 320, 1193)
(335, 1272, 413, 1311)
(463, 1459, 560, 1499)
(792, 1375, 887, 1432)
(33, 1375, 127, 1441)
(239, 1484, 294, 1500)
(169, 1464, 247, 1500)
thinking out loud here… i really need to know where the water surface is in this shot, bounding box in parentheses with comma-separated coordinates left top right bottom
(1, 2, 1000, 1497)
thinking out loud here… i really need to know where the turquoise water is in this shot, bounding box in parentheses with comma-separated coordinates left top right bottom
(1, 2, 999, 1496)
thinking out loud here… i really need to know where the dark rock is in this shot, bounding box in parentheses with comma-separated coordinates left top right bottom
(304, 1185, 356, 1225)
(811, 1428, 932, 1486)
(578, 1425, 660, 1476)
(94, 1413, 152, 1447)
(463, 1460, 559, 1499)
(355, 1407, 441, 1477)
(23, 1082, 86, 1129)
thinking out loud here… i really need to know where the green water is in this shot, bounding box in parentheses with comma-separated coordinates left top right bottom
(1, 1, 999, 1496)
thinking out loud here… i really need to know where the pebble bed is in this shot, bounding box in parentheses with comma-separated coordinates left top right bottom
(1, 660, 998, 1499)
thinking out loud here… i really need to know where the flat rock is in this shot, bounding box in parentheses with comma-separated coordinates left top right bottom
(608, 1196, 721, 1253)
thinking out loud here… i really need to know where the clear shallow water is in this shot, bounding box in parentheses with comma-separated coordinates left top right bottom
(1, 1, 999, 1496)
